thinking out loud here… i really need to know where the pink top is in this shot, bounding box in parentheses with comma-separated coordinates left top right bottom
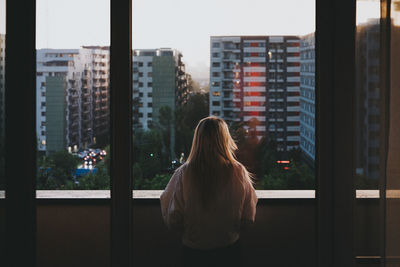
(160, 163, 258, 249)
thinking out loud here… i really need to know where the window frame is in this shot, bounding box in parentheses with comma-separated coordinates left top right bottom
(2, 0, 366, 266)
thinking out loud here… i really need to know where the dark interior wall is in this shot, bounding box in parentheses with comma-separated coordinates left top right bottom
(0, 201, 5, 264)
(133, 199, 316, 267)
(0, 199, 379, 267)
(36, 203, 111, 267)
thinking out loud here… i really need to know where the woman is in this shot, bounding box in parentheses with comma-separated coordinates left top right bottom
(160, 116, 258, 266)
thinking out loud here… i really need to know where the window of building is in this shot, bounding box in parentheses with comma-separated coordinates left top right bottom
(212, 91, 220, 96)
(212, 101, 220, 106)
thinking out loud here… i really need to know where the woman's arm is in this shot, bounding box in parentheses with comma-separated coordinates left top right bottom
(241, 179, 258, 229)
(160, 167, 185, 231)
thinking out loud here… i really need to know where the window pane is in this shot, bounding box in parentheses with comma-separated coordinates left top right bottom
(132, 0, 315, 191)
(354, 0, 381, 260)
(355, 0, 381, 190)
(36, 0, 110, 192)
(386, 0, 400, 262)
(35, 1, 111, 264)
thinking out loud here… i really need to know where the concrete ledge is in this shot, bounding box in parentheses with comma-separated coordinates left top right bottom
(0, 190, 381, 199)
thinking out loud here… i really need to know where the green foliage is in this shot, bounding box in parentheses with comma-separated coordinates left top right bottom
(75, 167, 109, 190)
(37, 146, 111, 190)
(37, 150, 80, 189)
(133, 129, 164, 178)
(133, 173, 172, 190)
(75, 145, 110, 189)
(175, 92, 209, 158)
(233, 122, 315, 190)
(257, 162, 314, 190)
(158, 106, 173, 160)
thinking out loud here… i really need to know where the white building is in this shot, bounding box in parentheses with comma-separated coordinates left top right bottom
(299, 33, 315, 163)
(36, 47, 110, 154)
(132, 49, 155, 130)
(210, 36, 301, 152)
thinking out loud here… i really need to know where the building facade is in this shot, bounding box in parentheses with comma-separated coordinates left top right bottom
(209, 36, 301, 152)
(36, 47, 110, 154)
(132, 48, 188, 130)
(355, 19, 381, 180)
(299, 33, 315, 163)
(132, 48, 188, 159)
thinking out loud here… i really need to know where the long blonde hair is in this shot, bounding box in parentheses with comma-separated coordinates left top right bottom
(186, 116, 252, 209)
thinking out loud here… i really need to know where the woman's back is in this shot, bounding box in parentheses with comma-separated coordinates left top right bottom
(160, 116, 257, 265)
(161, 161, 256, 249)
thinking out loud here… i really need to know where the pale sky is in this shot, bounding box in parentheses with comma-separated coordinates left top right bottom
(0, 0, 5, 33)
(0, 0, 378, 80)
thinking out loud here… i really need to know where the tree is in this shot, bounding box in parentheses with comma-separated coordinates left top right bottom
(159, 105, 173, 161)
(174, 92, 209, 158)
(37, 150, 80, 189)
(187, 74, 201, 93)
(133, 129, 164, 179)
(74, 145, 110, 190)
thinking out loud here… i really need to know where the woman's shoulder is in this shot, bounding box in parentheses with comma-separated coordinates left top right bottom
(231, 161, 253, 185)
(173, 163, 188, 179)
(232, 161, 246, 174)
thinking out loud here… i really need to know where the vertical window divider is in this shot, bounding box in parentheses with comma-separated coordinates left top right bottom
(317, 0, 356, 265)
(5, 0, 37, 266)
(110, 0, 133, 266)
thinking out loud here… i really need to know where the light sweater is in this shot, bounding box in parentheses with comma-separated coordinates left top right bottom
(160, 163, 258, 250)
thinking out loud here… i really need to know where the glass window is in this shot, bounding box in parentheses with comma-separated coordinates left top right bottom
(132, 0, 315, 193)
(36, 0, 110, 190)
(354, 0, 381, 260)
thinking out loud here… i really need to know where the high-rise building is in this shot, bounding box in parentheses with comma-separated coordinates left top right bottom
(132, 48, 188, 130)
(355, 19, 381, 180)
(36, 47, 110, 154)
(0, 34, 5, 136)
(132, 48, 188, 158)
(299, 33, 315, 163)
(209, 36, 301, 152)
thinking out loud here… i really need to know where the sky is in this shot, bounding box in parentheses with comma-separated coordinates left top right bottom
(0, 0, 379, 81)
(0, 0, 5, 33)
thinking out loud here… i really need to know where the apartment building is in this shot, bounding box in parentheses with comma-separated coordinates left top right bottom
(355, 19, 381, 180)
(36, 47, 110, 154)
(209, 36, 301, 152)
(299, 33, 315, 163)
(0, 34, 5, 136)
(132, 48, 188, 130)
(132, 48, 188, 159)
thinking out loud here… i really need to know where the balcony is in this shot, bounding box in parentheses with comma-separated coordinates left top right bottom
(0, 190, 350, 266)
